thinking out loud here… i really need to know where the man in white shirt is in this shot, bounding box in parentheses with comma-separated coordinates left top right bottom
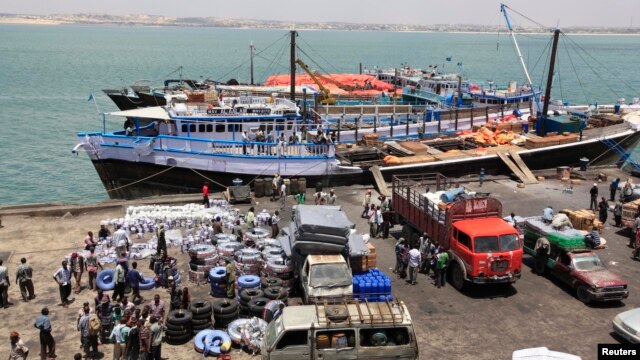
(280, 182, 287, 209)
(407, 245, 422, 285)
(52, 260, 72, 307)
(113, 225, 130, 256)
(375, 206, 383, 238)
(270, 211, 280, 238)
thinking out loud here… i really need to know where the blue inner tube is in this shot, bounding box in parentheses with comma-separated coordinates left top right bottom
(193, 329, 217, 353)
(203, 330, 232, 356)
(138, 276, 156, 290)
(208, 267, 227, 282)
(96, 269, 115, 291)
(237, 275, 260, 289)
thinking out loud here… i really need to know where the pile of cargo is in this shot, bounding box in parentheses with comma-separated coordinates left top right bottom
(459, 126, 521, 145)
(560, 209, 602, 231)
(351, 243, 377, 272)
(285, 205, 354, 256)
(353, 269, 393, 302)
(524, 217, 586, 249)
(524, 133, 579, 149)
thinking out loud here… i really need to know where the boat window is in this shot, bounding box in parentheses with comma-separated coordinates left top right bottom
(457, 231, 471, 250)
(276, 119, 284, 131)
(215, 124, 225, 133)
(189, 124, 196, 133)
(266, 125, 273, 132)
(206, 124, 213, 132)
(276, 330, 308, 350)
(198, 124, 205, 132)
(181, 124, 188, 132)
(287, 122, 293, 130)
(360, 328, 410, 347)
(227, 124, 235, 132)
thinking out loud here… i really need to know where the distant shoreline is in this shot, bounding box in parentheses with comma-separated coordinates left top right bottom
(1, 15, 639, 36)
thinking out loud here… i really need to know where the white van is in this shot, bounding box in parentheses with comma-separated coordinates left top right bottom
(260, 300, 419, 360)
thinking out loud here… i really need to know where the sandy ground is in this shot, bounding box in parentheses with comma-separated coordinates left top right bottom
(1, 168, 639, 359)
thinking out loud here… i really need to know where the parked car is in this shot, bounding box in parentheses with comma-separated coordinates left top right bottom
(613, 308, 640, 343)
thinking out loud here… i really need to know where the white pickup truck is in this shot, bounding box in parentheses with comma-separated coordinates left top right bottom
(299, 254, 353, 304)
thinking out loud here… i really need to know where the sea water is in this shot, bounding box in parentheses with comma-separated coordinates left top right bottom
(0, 24, 638, 205)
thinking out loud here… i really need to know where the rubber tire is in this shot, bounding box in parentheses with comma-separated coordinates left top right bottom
(213, 310, 239, 321)
(211, 299, 238, 315)
(165, 333, 192, 345)
(264, 286, 288, 300)
(237, 275, 260, 289)
(240, 288, 264, 303)
(326, 305, 349, 322)
(450, 263, 465, 291)
(138, 277, 156, 290)
(261, 277, 283, 289)
(208, 267, 227, 282)
(167, 310, 192, 326)
(534, 257, 546, 275)
(191, 300, 212, 315)
(577, 285, 591, 304)
(248, 297, 270, 316)
(165, 322, 191, 332)
(227, 318, 248, 345)
(194, 329, 217, 353)
(165, 328, 192, 337)
(96, 269, 115, 291)
(192, 311, 213, 321)
(191, 317, 211, 326)
(192, 323, 213, 331)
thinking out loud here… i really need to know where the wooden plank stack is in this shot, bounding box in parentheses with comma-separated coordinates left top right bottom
(560, 209, 597, 231)
(524, 134, 578, 149)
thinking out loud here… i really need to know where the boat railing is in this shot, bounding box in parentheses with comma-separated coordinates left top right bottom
(96, 133, 334, 159)
(275, 98, 297, 109)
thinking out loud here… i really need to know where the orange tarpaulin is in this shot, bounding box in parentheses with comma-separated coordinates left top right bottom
(263, 73, 400, 96)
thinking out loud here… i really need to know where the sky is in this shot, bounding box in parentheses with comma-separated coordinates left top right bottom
(2, 0, 640, 28)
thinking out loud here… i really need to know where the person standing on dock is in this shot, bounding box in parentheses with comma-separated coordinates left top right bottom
(16, 257, 35, 301)
(113, 259, 127, 303)
(98, 222, 111, 242)
(479, 168, 485, 187)
(84, 231, 97, 251)
(53, 260, 72, 307)
(225, 258, 236, 299)
(590, 183, 599, 210)
(0, 259, 9, 308)
(156, 224, 167, 257)
(9, 331, 29, 360)
(280, 181, 287, 209)
(368, 204, 377, 239)
(270, 211, 280, 238)
(435, 250, 449, 288)
(598, 197, 609, 224)
(407, 244, 421, 285)
(614, 201, 623, 227)
(246, 207, 256, 232)
(34, 307, 56, 359)
(113, 225, 130, 256)
(271, 174, 281, 201)
(328, 189, 337, 205)
(610, 178, 621, 201)
(85, 248, 102, 291)
(70, 252, 85, 294)
(361, 190, 372, 218)
(202, 182, 210, 208)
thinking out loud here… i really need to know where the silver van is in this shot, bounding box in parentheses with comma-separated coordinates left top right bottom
(260, 300, 419, 360)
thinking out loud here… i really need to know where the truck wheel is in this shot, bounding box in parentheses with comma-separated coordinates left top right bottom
(451, 263, 465, 290)
(534, 258, 546, 275)
(576, 285, 591, 304)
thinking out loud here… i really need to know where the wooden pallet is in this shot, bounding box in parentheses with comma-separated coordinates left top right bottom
(508, 150, 538, 184)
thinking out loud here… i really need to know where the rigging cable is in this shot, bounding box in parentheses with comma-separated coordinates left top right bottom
(298, 37, 341, 74)
(561, 36, 590, 104)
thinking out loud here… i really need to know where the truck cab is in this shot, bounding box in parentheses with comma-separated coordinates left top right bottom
(300, 254, 353, 304)
(260, 300, 419, 360)
(449, 217, 522, 289)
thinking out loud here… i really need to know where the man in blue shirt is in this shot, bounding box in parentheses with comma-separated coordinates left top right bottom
(34, 307, 56, 358)
(128, 261, 145, 304)
(52, 260, 72, 307)
(542, 206, 554, 224)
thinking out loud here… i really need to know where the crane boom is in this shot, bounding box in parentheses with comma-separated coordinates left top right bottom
(295, 59, 336, 105)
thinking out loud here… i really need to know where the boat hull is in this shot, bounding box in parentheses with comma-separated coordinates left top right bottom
(103, 91, 144, 111)
(87, 129, 640, 200)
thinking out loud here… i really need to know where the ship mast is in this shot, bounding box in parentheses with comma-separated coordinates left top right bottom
(290, 30, 297, 101)
(250, 42, 254, 85)
(500, 4, 533, 87)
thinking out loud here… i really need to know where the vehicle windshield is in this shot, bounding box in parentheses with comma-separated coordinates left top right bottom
(573, 256, 606, 271)
(499, 234, 521, 251)
(265, 316, 281, 348)
(474, 236, 499, 253)
(474, 234, 520, 253)
(309, 263, 352, 288)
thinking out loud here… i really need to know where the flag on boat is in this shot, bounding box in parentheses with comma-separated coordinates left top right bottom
(87, 93, 94, 102)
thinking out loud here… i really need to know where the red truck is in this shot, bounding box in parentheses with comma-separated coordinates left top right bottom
(391, 173, 522, 290)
